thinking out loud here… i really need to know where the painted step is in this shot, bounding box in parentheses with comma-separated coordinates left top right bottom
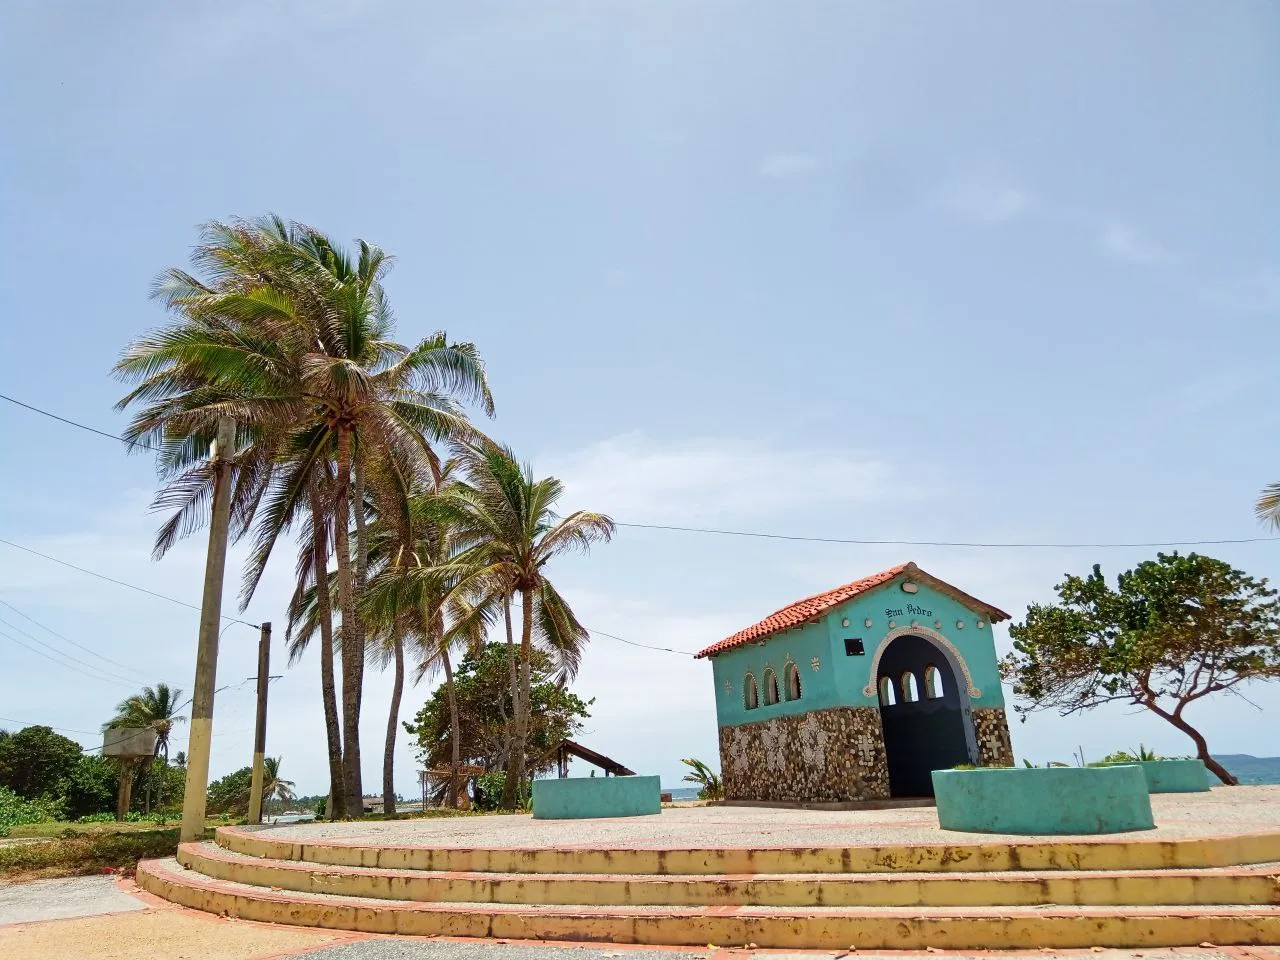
(181, 842, 1280, 908)
(217, 825, 1280, 875)
(137, 857, 1280, 950)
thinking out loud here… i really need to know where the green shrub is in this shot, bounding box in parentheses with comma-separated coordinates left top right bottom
(0, 785, 62, 837)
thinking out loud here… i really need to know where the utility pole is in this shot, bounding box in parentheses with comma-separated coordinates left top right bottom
(180, 418, 236, 843)
(247, 622, 272, 824)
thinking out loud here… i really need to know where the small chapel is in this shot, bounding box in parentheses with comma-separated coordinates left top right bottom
(695, 562, 1015, 802)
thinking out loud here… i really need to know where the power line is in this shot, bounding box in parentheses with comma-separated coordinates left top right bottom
(0, 392, 157, 451)
(5, 392, 1276, 552)
(0, 623, 139, 689)
(0, 537, 258, 630)
(615, 521, 1280, 550)
(0, 612, 145, 685)
(0, 598, 152, 681)
(588, 627, 695, 657)
(0, 715, 100, 737)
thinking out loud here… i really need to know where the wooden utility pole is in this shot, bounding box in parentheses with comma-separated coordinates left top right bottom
(180, 418, 236, 843)
(247, 622, 272, 824)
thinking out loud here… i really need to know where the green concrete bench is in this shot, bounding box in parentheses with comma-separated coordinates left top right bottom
(1097, 759, 1211, 793)
(932, 765, 1154, 835)
(532, 775, 662, 820)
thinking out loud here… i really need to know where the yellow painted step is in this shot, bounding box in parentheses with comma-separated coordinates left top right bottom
(137, 857, 1280, 950)
(217, 825, 1280, 876)
(180, 842, 1280, 908)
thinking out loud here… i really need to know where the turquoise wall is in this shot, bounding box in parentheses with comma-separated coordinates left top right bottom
(531, 775, 662, 820)
(932, 766, 1155, 834)
(710, 576, 1006, 729)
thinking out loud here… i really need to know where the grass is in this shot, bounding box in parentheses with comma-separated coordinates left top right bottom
(0, 818, 234, 882)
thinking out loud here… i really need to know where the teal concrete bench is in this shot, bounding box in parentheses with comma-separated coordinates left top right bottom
(1098, 759, 1211, 793)
(932, 766, 1154, 835)
(532, 775, 662, 820)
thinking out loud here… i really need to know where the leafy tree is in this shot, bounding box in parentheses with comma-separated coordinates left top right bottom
(680, 758, 724, 801)
(63, 755, 121, 820)
(0, 725, 84, 800)
(405, 642, 592, 803)
(107, 683, 186, 762)
(206, 766, 254, 816)
(1003, 553, 1280, 784)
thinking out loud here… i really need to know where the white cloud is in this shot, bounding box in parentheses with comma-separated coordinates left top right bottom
(933, 180, 1034, 224)
(759, 152, 823, 179)
(542, 433, 899, 525)
(1098, 221, 1175, 266)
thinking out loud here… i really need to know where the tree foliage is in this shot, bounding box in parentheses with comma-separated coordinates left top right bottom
(405, 642, 592, 785)
(1003, 552, 1280, 784)
(206, 766, 254, 816)
(0, 726, 85, 800)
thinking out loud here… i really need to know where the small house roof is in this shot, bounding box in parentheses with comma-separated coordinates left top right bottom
(694, 561, 1011, 659)
(542, 739, 636, 776)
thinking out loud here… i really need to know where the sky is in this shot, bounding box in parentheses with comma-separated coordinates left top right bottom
(1, 1, 1278, 797)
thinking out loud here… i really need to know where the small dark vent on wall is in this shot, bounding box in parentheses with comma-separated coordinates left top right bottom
(844, 637, 865, 656)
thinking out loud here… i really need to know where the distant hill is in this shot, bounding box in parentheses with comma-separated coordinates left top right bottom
(1217, 754, 1280, 785)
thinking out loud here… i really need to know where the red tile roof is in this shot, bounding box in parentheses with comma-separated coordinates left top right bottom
(694, 561, 1011, 659)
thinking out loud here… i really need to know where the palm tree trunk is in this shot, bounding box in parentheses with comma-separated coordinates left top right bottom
(507, 586, 535, 809)
(442, 647, 461, 809)
(334, 426, 364, 815)
(500, 593, 520, 809)
(382, 622, 404, 817)
(310, 488, 346, 819)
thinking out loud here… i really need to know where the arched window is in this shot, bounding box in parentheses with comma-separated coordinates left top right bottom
(901, 671, 920, 703)
(763, 669, 780, 706)
(784, 662, 802, 701)
(924, 664, 943, 699)
(744, 674, 759, 710)
(878, 675, 897, 706)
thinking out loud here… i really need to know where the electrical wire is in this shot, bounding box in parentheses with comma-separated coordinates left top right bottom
(587, 626, 696, 657)
(4, 392, 1277, 551)
(614, 521, 1280, 550)
(0, 623, 140, 688)
(0, 537, 259, 630)
(0, 597, 153, 679)
(0, 612, 149, 686)
(0, 715, 100, 737)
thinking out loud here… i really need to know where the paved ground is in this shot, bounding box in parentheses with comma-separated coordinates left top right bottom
(257, 786, 1280, 850)
(0, 875, 147, 924)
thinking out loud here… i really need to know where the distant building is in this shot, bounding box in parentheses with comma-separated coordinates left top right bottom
(695, 562, 1014, 803)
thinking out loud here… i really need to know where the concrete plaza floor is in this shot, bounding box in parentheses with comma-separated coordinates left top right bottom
(260, 785, 1280, 850)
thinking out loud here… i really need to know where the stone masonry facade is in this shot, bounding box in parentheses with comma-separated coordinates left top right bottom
(973, 707, 1014, 767)
(718, 707, 890, 802)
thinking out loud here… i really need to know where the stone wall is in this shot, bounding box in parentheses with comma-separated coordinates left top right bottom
(718, 707, 890, 802)
(973, 707, 1014, 767)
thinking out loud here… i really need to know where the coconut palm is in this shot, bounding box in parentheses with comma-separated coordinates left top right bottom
(433, 442, 614, 807)
(1257, 483, 1280, 530)
(114, 217, 494, 816)
(262, 756, 296, 811)
(107, 683, 187, 763)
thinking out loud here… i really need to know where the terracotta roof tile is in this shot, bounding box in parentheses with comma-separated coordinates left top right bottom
(694, 561, 1010, 659)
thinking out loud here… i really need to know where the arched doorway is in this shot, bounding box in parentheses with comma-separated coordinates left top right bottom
(876, 634, 974, 797)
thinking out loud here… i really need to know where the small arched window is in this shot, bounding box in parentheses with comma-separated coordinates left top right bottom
(878, 675, 897, 706)
(784, 662, 802, 701)
(744, 674, 759, 710)
(924, 664, 943, 699)
(763, 669, 780, 706)
(901, 671, 920, 703)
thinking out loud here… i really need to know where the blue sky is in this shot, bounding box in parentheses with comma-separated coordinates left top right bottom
(1, 1, 1278, 795)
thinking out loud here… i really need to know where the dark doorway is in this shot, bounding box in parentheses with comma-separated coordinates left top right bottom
(876, 635, 973, 797)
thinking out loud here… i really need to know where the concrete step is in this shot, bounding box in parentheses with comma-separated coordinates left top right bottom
(137, 856, 1280, 950)
(181, 842, 1280, 908)
(216, 824, 1280, 876)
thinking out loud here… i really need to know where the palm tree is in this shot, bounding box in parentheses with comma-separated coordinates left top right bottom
(1257, 483, 1280, 530)
(262, 756, 296, 812)
(107, 683, 186, 763)
(114, 217, 494, 816)
(435, 442, 614, 807)
(680, 758, 724, 801)
(106, 682, 187, 812)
